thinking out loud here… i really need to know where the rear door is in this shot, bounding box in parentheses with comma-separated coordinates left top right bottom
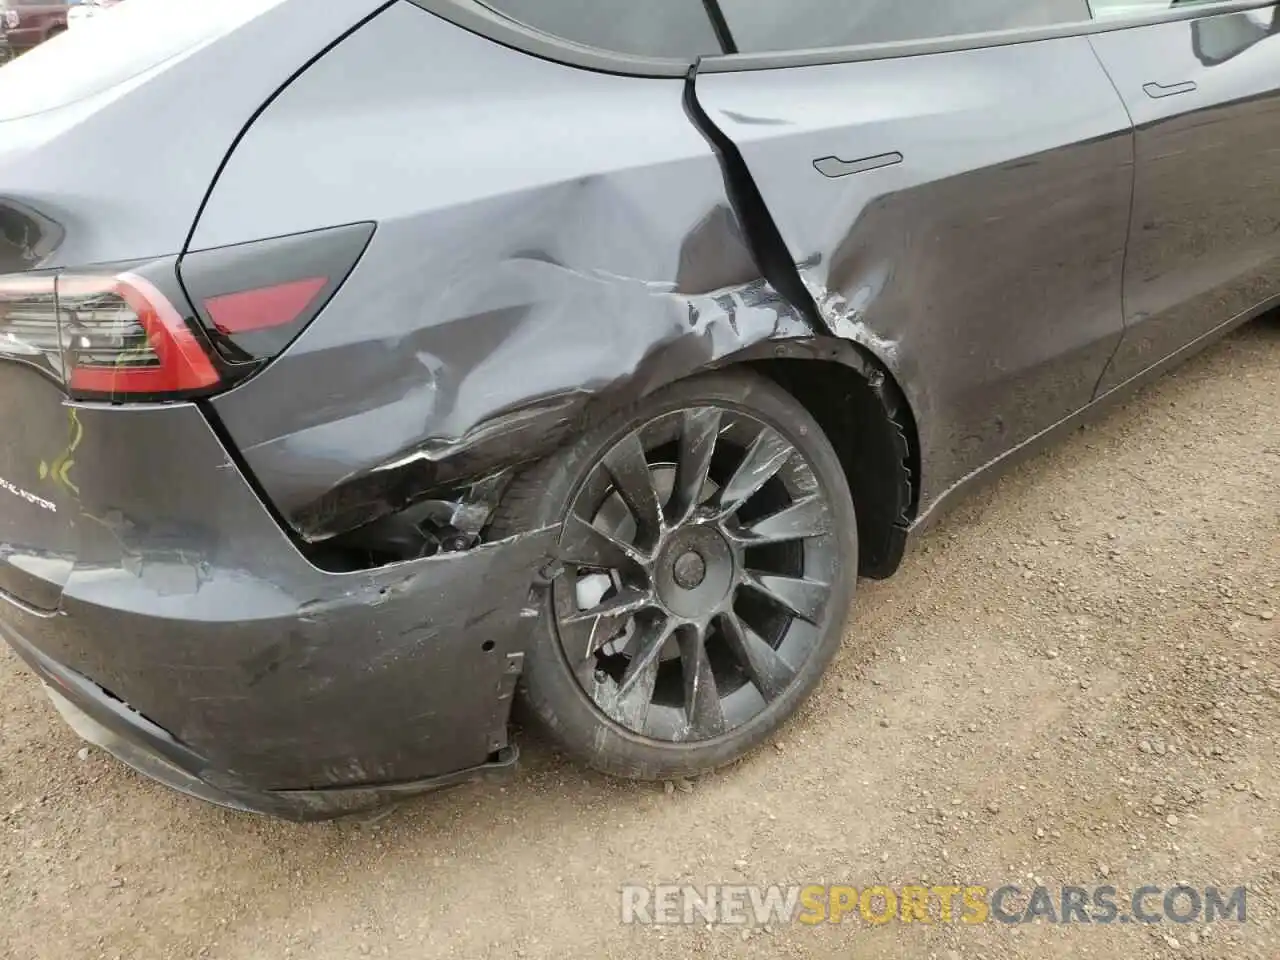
(694, 1, 1135, 511)
(1087, 0, 1280, 391)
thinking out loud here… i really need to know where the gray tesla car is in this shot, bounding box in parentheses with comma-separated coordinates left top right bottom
(0, 0, 1275, 819)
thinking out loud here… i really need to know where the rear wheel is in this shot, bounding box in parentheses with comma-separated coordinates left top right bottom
(489, 369, 858, 780)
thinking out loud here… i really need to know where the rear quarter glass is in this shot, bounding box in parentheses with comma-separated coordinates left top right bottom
(0, 0, 290, 121)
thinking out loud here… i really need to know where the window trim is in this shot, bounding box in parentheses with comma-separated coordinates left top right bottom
(702, 0, 739, 54)
(699, 0, 1276, 73)
(405, 0, 1275, 77)
(405, 0, 711, 77)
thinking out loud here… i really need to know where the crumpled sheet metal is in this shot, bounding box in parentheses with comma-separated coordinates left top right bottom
(291, 264, 816, 542)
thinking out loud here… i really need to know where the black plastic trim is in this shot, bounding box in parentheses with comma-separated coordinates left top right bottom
(701, 0, 738, 54)
(699, 0, 1275, 72)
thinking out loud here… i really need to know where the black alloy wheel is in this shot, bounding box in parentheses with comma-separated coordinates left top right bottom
(489, 370, 858, 780)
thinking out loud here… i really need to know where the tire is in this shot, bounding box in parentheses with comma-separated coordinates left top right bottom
(488, 369, 858, 780)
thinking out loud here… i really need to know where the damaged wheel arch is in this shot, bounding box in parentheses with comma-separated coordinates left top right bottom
(290, 328, 922, 579)
(726, 338, 919, 580)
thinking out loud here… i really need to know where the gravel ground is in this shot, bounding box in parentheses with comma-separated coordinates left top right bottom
(1, 321, 1277, 960)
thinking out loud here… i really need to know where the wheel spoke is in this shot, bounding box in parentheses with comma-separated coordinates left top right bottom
(561, 586, 653, 662)
(559, 512, 649, 570)
(667, 407, 722, 526)
(602, 433, 665, 544)
(563, 586, 653, 627)
(741, 573, 830, 625)
(678, 625, 726, 740)
(720, 611, 796, 702)
(605, 615, 676, 732)
(726, 494, 832, 547)
(717, 426, 794, 519)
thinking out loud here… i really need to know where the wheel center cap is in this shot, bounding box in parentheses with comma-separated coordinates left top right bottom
(655, 527, 734, 619)
(672, 550, 707, 590)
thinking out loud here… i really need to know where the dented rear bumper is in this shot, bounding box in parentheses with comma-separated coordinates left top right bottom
(6, 629, 521, 820)
(0, 400, 558, 818)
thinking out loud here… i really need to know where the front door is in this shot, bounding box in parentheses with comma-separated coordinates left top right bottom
(1089, 1, 1280, 391)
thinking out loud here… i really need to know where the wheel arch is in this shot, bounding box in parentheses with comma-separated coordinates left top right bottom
(710, 337, 919, 579)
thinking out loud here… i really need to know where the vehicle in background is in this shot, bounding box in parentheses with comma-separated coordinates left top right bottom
(0, 1, 73, 54)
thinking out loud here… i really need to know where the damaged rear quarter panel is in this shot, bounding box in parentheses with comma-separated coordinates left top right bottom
(196, 2, 814, 541)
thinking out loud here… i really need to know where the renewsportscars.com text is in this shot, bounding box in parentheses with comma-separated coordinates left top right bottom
(621, 883, 1247, 927)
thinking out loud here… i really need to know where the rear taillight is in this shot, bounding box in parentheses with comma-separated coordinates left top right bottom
(0, 222, 373, 402)
(181, 222, 374, 365)
(0, 266, 219, 401)
(0, 273, 62, 381)
(59, 272, 220, 398)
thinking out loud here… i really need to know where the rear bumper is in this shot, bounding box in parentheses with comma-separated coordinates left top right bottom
(5, 618, 521, 821)
(0, 401, 557, 819)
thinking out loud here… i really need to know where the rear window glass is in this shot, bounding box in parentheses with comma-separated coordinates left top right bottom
(0, 0, 288, 121)
(480, 0, 722, 58)
(1088, 0, 1231, 16)
(717, 0, 1092, 53)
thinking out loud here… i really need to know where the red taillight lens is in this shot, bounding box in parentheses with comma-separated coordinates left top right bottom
(202, 277, 328, 336)
(59, 272, 219, 398)
(181, 222, 374, 364)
